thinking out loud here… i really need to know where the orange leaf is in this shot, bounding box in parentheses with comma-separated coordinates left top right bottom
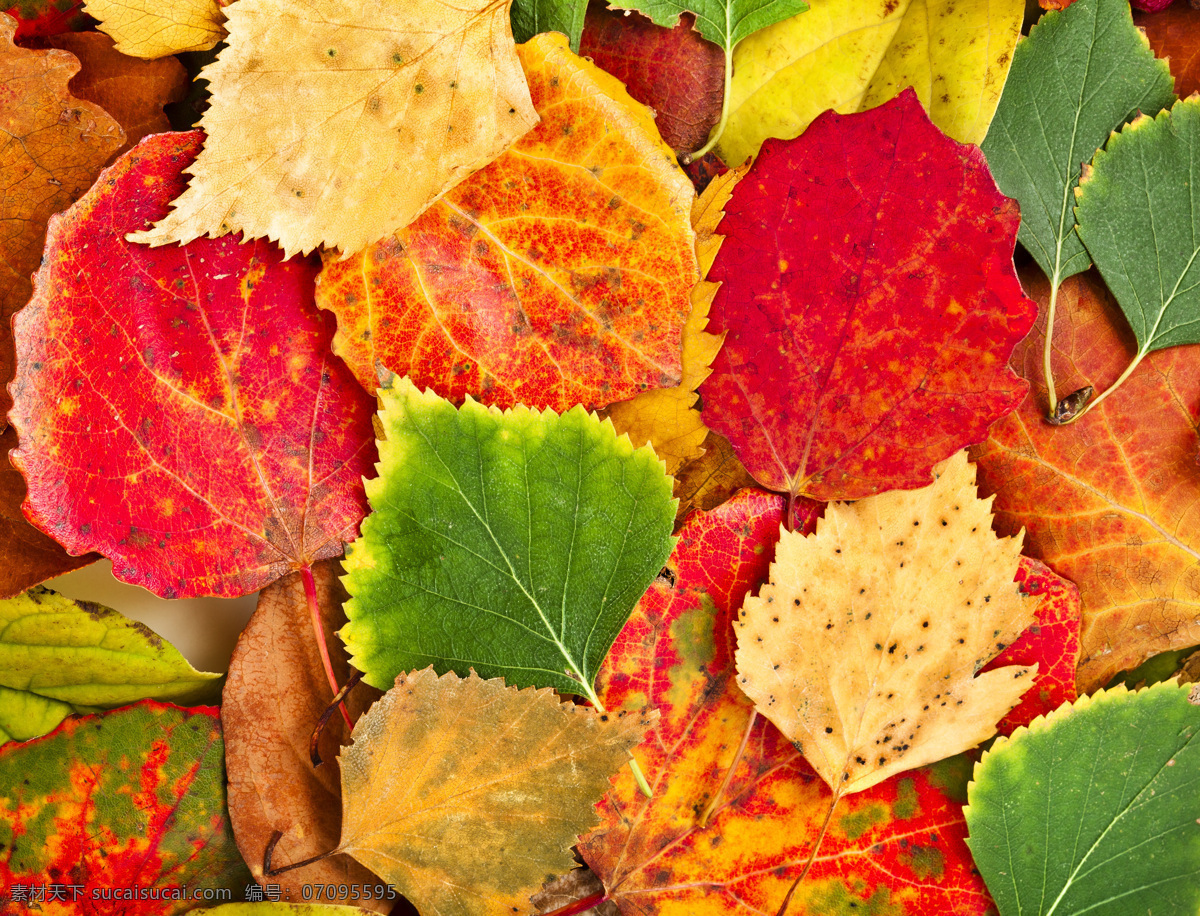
(316, 33, 697, 412)
(1135, 4, 1200, 99)
(972, 267, 1200, 690)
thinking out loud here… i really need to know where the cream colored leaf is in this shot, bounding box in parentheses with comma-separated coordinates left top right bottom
(734, 450, 1037, 795)
(128, 0, 539, 258)
(84, 0, 227, 58)
(335, 668, 652, 916)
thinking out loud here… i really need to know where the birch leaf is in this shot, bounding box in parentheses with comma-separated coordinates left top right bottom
(83, 0, 227, 58)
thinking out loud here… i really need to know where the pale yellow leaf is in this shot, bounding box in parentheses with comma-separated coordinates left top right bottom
(717, 0, 1023, 167)
(128, 0, 539, 258)
(84, 0, 227, 58)
(335, 668, 652, 916)
(734, 451, 1037, 795)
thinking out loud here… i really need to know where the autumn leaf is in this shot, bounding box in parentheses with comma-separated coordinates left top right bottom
(604, 164, 736, 475)
(128, 0, 539, 258)
(671, 430, 757, 525)
(328, 668, 651, 916)
(9, 131, 377, 599)
(0, 684, 74, 744)
(578, 2, 724, 155)
(717, 0, 1024, 167)
(340, 375, 676, 707)
(700, 90, 1035, 505)
(971, 267, 1200, 690)
(3, 0, 87, 39)
(316, 33, 697, 413)
(83, 0, 226, 57)
(0, 13, 124, 421)
(966, 682, 1200, 915)
(27, 31, 189, 150)
(735, 451, 1036, 796)
(192, 908, 380, 916)
(579, 490, 997, 916)
(0, 701, 252, 910)
(1136, 3, 1200, 99)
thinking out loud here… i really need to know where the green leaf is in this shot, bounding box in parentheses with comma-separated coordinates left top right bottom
(0, 586, 221, 706)
(981, 0, 1174, 284)
(604, 0, 808, 52)
(0, 684, 73, 744)
(341, 377, 676, 703)
(965, 682, 1200, 916)
(1076, 98, 1200, 356)
(511, 0, 588, 52)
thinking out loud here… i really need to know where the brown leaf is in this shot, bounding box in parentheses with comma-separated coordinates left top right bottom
(1135, 4, 1200, 99)
(222, 560, 386, 903)
(672, 429, 758, 525)
(0, 13, 124, 421)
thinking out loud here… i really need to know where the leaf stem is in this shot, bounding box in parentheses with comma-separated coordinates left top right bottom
(698, 709, 756, 828)
(685, 45, 734, 164)
(582, 681, 653, 798)
(775, 785, 843, 916)
(310, 669, 364, 767)
(537, 890, 609, 916)
(1043, 270, 1062, 419)
(301, 564, 352, 730)
(263, 829, 338, 876)
(1059, 348, 1147, 425)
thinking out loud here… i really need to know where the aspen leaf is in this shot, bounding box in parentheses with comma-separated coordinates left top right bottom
(333, 668, 652, 916)
(83, 0, 227, 58)
(735, 451, 1038, 795)
(128, 0, 539, 258)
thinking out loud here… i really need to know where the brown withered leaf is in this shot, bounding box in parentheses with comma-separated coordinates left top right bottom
(83, 0, 227, 58)
(0, 14, 124, 421)
(672, 429, 757, 526)
(735, 451, 1037, 794)
(222, 560, 386, 904)
(26, 32, 188, 150)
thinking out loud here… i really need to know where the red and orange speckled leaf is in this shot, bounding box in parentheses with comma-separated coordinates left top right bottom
(700, 89, 1035, 503)
(578, 2, 724, 156)
(579, 489, 994, 916)
(1136, 5, 1200, 99)
(0, 701, 251, 913)
(971, 268, 1200, 691)
(984, 557, 1081, 736)
(8, 131, 377, 600)
(316, 33, 697, 413)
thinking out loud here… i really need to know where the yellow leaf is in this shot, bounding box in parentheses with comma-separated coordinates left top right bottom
(717, 0, 1023, 167)
(128, 0, 539, 258)
(604, 166, 743, 473)
(83, 0, 227, 58)
(335, 668, 652, 916)
(734, 451, 1037, 795)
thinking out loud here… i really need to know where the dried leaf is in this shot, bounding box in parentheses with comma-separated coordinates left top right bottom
(700, 90, 1035, 502)
(335, 668, 651, 916)
(9, 132, 377, 599)
(84, 0, 226, 57)
(971, 268, 1200, 689)
(671, 429, 757, 525)
(735, 451, 1036, 795)
(1136, 3, 1200, 99)
(316, 33, 697, 412)
(223, 560, 386, 904)
(128, 0, 539, 257)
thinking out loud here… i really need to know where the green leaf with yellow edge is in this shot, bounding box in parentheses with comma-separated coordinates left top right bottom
(0, 684, 73, 744)
(717, 0, 1024, 167)
(966, 682, 1200, 916)
(341, 376, 676, 705)
(0, 585, 220, 706)
(330, 668, 652, 916)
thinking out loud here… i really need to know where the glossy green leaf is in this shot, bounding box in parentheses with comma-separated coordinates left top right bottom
(510, 0, 587, 51)
(605, 0, 808, 52)
(0, 586, 220, 706)
(0, 684, 73, 743)
(981, 0, 1174, 284)
(1075, 98, 1200, 357)
(965, 682, 1200, 916)
(341, 376, 676, 704)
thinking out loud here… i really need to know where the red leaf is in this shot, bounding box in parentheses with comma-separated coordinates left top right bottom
(0, 701, 251, 912)
(578, 1, 724, 156)
(4, 0, 87, 40)
(579, 489, 993, 916)
(699, 89, 1035, 502)
(985, 557, 1081, 736)
(8, 132, 377, 599)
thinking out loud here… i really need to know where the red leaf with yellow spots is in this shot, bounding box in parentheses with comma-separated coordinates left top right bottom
(699, 89, 1035, 503)
(315, 34, 697, 412)
(0, 701, 251, 912)
(578, 489, 995, 916)
(8, 131, 376, 599)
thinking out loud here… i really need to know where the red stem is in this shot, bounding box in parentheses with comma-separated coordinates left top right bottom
(301, 563, 353, 730)
(537, 890, 608, 916)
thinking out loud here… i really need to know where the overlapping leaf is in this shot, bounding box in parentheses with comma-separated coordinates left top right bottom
(700, 90, 1035, 502)
(718, 0, 1024, 167)
(84, 0, 227, 57)
(220, 561, 386, 904)
(608, 0, 808, 53)
(3, 0, 87, 38)
(972, 268, 1200, 689)
(335, 668, 651, 916)
(579, 490, 996, 915)
(0, 684, 74, 744)
(1137, 4, 1200, 99)
(9, 131, 377, 599)
(511, 0, 588, 51)
(0, 701, 251, 909)
(317, 33, 697, 413)
(129, 0, 538, 257)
